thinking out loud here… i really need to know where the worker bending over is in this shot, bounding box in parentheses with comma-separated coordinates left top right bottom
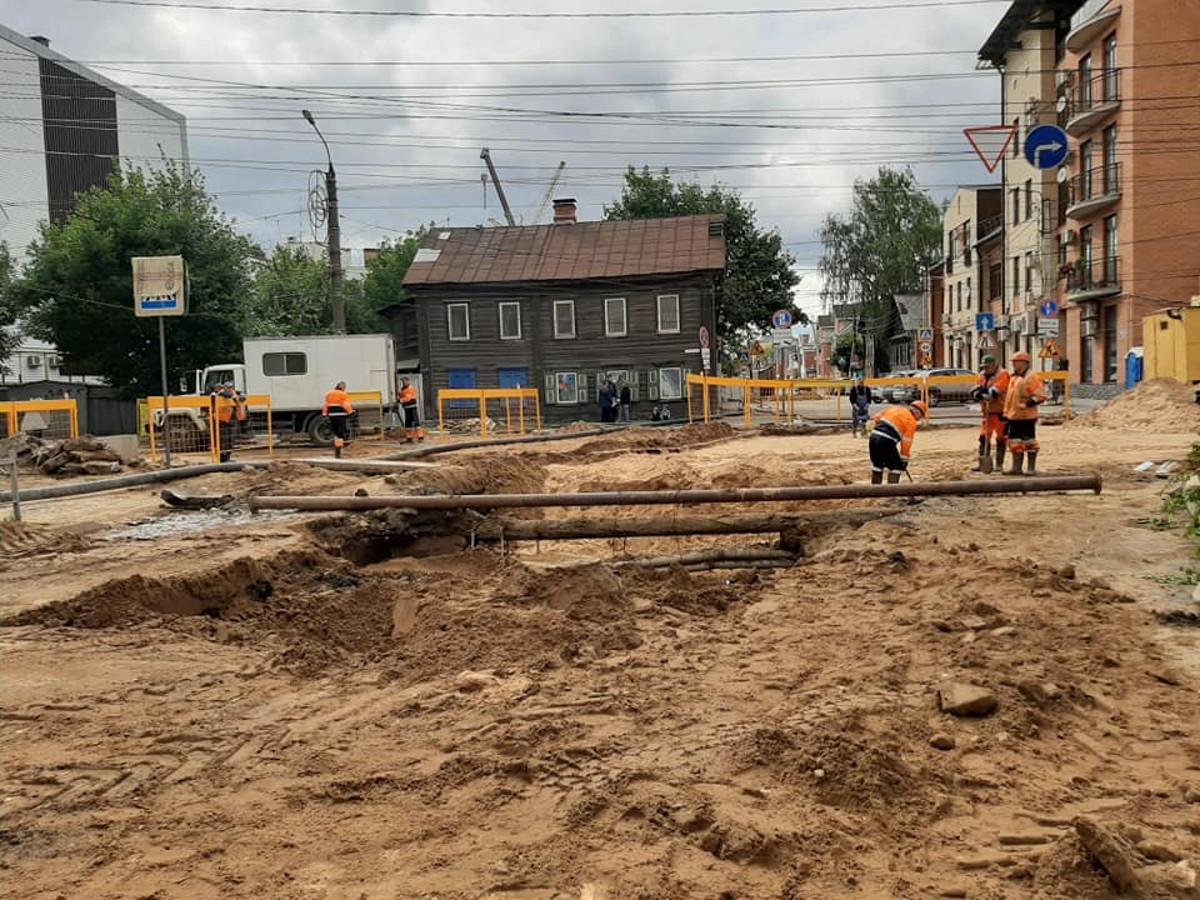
(971, 355, 1010, 472)
(399, 376, 425, 443)
(323, 381, 354, 458)
(869, 400, 928, 484)
(1002, 351, 1047, 476)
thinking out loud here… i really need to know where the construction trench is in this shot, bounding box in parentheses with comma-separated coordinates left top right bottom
(3, 400, 1200, 900)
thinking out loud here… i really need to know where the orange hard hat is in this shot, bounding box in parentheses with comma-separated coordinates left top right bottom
(910, 400, 929, 420)
(1011, 351, 1032, 364)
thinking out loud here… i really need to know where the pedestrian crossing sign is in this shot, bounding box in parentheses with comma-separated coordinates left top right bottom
(1039, 339, 1061, 359)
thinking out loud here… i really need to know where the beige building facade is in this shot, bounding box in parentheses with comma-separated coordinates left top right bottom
(941, 187, 1003, 370)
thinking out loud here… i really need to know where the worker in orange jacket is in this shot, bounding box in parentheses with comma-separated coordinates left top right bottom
(1002, 351, 1048, 476)
(869, 400, 928, 484)
(323, 381, 354, 458)
(212, 381, 245, 463)
(970, 355, 1010, 472)
(398, 376, 425, 443)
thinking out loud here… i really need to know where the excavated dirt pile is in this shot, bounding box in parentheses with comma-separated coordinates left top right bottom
(1067, 378, 1200, 434)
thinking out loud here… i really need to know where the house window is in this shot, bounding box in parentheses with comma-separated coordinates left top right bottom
(658, 367, 683, 400)
(604, 297, 627, 337)
(498, 301, 521, 340)
(262, 352, 307, 376)
(447, 303, 470, 341)
(657, 294, 681, 333)
(1024, 180, 1032, 221)
(1011, 187, 1020, 226)
(555, 372, 579, 404)
(553, 300, 576, 339)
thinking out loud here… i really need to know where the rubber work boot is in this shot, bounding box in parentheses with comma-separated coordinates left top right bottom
(1025, 450, 1038, 476)
(972, 436, 987, 472)
(1005, 453, 1024, 475)
(886, 471, 902, 484)
(871, 470, 883, 485)
(994, 443, 1006, 471)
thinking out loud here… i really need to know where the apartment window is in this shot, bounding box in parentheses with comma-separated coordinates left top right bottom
(955, 282, 961, 313)
(1103, 33, 1118, 100)
(962, 222, 972, 265)
(555, 372, 579, 404)
(1103, 304, 1119, 382)
(1080, 140, 1094, 199)
(1012, 257, 1020, 297)
(553, 300, 576, 339)
(262, 352, 306, 376)
(658, 367, 684, 400)
(1079, 53, 1093, 107)
(989, 264, 1003, 303)
(657, 294, 681, 333)
(1024, 180, 1033, 221)
(498, 301, 521, 340)
(1024, 251, 1035, 295)
(1104, 214, 1118, 282)
(1011, 187, 1020, 226)
(965, 276, 972, 310)
(447, 303, 470, 341)
(1103, 125, 1118, 192)
(604, 297, 627, 337)
(1012, 117, 1020, 158)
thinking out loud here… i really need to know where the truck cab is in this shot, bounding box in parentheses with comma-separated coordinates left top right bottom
(196, 365, 248, 396)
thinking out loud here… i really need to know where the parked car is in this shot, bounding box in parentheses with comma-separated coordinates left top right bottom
(897, 367, 977, 406)
(879, 370, 919, 403)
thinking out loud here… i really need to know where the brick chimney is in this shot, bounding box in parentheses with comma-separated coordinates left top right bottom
(552, 198, 577, 225)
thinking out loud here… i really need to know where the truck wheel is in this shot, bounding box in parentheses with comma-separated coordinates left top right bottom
(307, 415, 334, 445)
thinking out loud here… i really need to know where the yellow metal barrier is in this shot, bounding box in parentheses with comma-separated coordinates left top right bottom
(3, 399, 80, 440)
(436, 388, 542, 440)
(146, 396, 218, 463)
(345, 390, 386, 441)
(211, 393, 274, 461)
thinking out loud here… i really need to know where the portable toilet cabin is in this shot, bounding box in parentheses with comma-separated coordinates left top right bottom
(1142, 306, 1200, 385)
(1124, 346, 1144, 389)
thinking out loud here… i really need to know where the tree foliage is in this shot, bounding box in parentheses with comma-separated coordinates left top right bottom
(604, 167, 800, 349)
(15, 164, 255, 395)
(361, 229, 426, 313)
(818, 167, 942, 370)
(0, 243, 17, 375)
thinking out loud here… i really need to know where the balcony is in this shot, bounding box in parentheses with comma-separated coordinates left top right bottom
(1059, 70, 1121, 136)
(1066, 254, 1121, 301)
(1065, 163, 1121, 219)
(1067, 2, 1121, 53)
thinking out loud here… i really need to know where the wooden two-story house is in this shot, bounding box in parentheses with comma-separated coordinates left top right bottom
(387, 201, 726, 422)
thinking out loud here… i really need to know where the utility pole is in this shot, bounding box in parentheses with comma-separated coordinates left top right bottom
(479, 148, 516, 226)
(302, 109, 345, 333)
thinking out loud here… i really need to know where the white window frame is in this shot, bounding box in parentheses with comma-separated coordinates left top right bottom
(447, 303, 470, 342)
(604, 297, 627, 337)
(657, 294, 681, 334)
(498, 301, 521, 340)
(658, 367, 683, 400)
(553, 300, 576, 339)
(555, 371, 579, 404)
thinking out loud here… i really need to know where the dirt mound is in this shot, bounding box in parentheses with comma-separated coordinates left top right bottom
(572, 422, 737, 456)
(0, 522, 91, 559)
(386, 456, 547, 496)
(1066, 378, 1200, 433)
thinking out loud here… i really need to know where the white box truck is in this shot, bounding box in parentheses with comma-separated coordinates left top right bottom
(165, 334, 399, 446)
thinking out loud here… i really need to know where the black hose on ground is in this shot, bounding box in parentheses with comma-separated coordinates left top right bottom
(0, 461, 268, 504)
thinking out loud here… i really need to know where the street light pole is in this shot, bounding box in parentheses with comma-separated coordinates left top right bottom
(302, 109, 345, 334)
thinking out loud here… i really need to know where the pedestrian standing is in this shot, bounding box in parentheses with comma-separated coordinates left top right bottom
(618, 380, 632, 424)
(971, 355, 1010, 472)
(398, 376, 425, 443)
(1002, 351, 1047, 475)
(848, 377, 872, 437)
(211, 380, 244, 463)
(868, 400, 928, 484)
(323, 380, 355, 458)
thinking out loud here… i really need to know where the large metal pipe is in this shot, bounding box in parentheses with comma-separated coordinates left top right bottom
(249, 475, 1101, 512)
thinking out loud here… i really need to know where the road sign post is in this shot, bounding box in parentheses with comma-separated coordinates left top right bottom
(771, 309, 794, 330)
(132, 256, 188, 468)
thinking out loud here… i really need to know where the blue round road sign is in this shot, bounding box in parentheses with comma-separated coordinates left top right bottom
(771, 309, 793, 329)
(1024, 124, 1069, 170)
(1039, 300, 1059, 318)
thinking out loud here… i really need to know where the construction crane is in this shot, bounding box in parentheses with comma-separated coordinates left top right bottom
(531, 161, 567, 225)
(479, 148, 516, 227)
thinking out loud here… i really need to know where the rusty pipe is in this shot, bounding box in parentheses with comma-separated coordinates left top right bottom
(249, 475, 1101, 512)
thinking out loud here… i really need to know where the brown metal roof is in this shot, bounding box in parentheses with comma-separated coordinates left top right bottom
(403, 215, 726, 286)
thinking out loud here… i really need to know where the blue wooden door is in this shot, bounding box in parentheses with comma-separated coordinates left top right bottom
(498, 367, 528, 389)
(447, 367, 477, 408)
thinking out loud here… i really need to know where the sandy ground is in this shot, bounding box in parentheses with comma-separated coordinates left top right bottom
(3, 418, 1200, 899)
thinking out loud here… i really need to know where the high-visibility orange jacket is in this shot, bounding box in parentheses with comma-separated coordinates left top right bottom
(872, 406, 920, 460)
(212, 387, 244, 423)
(975, 369, 1010, 415)
(323, 388, 354, 416)
(399, 385, 418, 409)
(1004, 371, 1047, 421)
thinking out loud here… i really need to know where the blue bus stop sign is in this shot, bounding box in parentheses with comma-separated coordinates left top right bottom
(1024, 124, 1069, 169)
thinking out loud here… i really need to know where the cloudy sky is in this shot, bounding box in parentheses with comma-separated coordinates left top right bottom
(1, 0, 1012, 321)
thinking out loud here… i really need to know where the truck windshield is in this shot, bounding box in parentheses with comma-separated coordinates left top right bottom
(204, 371, 234, 393)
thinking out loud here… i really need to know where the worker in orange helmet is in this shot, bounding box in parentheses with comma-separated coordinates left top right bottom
(322, 381, 355, 458)
(971, 355, 1010, 472)
(398, 376, 425, 443)
(211, 380, 245, 463)
(1002, 351, 1048, 475)
(869, 399, 928, 484)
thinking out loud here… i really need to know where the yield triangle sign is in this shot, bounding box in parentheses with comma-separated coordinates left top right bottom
(964, 125, 1018, 174)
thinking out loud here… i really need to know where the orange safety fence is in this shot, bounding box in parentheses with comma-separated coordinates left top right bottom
(437, 388, 542, 441)
(146, 396, 218, 463)
(345, 390, 386, 441)
(2, 399, 80, 440)
(211, 393, 274, 461)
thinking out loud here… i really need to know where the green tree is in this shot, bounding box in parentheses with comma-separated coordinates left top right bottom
(832, 332, 866, 375)
(818, 167, 942, 371)
(243, 244, 332, 337)
(356, 229, 427, 330)
(15, 164, 255, 395)
(604, 167, 800, 351)
(0, 243, 17, 376)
